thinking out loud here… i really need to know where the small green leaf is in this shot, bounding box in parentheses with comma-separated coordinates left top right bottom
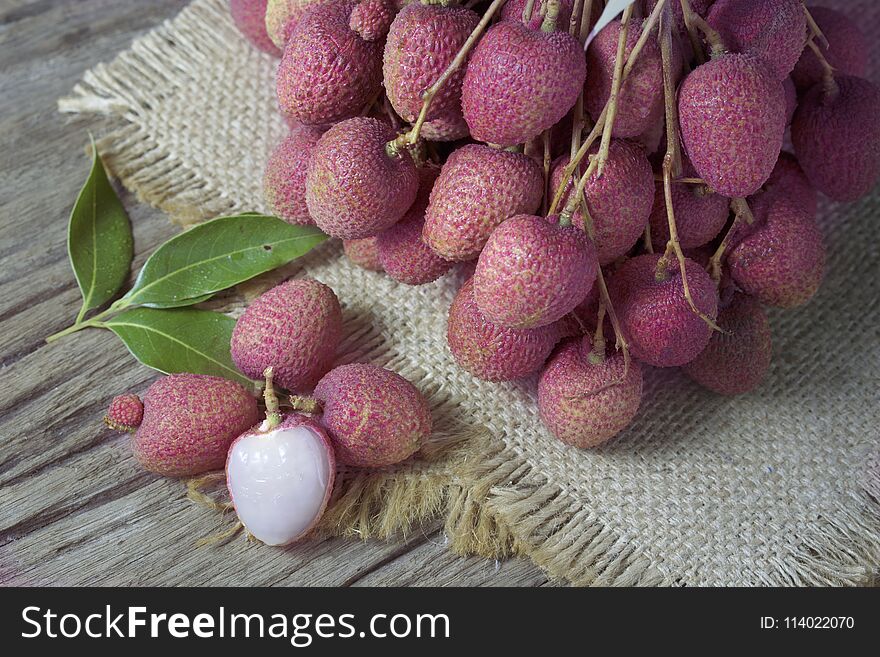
(119, 214, 327, 309)
(104, 307, 251, 386)
(67, 138, 133, 318)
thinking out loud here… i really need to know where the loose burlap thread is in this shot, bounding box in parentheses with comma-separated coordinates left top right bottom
(59, 0, 879, 585)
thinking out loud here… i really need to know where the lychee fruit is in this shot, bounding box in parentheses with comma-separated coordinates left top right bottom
(607, 253, 718, 367)
(500, 0, 584, 30)
(783, 76, 797, 125)
(648, 168, 730, 250)
(757, 152, 818, 218)
(447, 277, 560, 381)
(230, 278, 343, 391)
(376, 167, 453, 285)
(263, 124, 324, 225)
(265, 0, 328, 50)
(383, 4, 480, 141)
(423, 144, 543, 262)
(344, 237, 383, 272)
(230, 0, 281, 56)
(678, 53, 786, 198)
(118, 374, 260, 478)
(460, 11, 586, 146)
(103, 394, 144, 433)
(726, 193, 825, 308)
(791, 75, 880, 202)
(538, 336, 643, 448)
(682, 294, 772, 395)
(314, 363, 431, 467)
(792, 6, 868, 92)
(473, 214, 598, 329)
(305, 117, 419, 239)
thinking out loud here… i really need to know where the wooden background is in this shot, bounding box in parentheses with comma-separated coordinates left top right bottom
(0, 0, 553, 586)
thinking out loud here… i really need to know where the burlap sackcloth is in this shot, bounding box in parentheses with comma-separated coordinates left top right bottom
(58, 0, 879, 586)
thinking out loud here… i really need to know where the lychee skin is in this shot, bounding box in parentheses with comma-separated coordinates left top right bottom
(461, 20, 586, 147)
(500, 0, 576, 29)
(683, 294, 772, 395)
(727, 194, 825, 309)
(783, 76, 797, 125)
(306, 117, 419, 239)
(314, 363, 431, 467)
(349, 0, 394, 41)
(678, 54, 786, 198)
(376, 167, 453, 285)
(131, 374, 260, 478)
(276, 0, 384, 127)
(608, 253, 718, 368)
(648, 174, 730, 249)
(473, 214, 598, 330)
(423, 144, 543, 262)
(383, 4, 479, 137)
(759, 152, 818, 218)
(538, 336, 643, 449)
(791, 75, 880, 202)
(104, 394, 144, 433)
(265, 0, 328, 50)
(707, 0, 806, 80)
(230, 278, 343, 391)
(230, 0, 281, 56)
(792, 6, 868, 92)
(343, 237, 383, 272)
(447, 278, 559, 381)
(263, 125, 324, 225)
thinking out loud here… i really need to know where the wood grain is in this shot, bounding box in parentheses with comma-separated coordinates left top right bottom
(0, 0, 551, 586)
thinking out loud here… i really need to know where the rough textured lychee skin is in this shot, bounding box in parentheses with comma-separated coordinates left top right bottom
(707, 0, 806, 80)
(538, 336, 643, 449)
(276, 0, 384, 126)
(230, 0, 281, 55)
(383, 4, 479, 134)
(131, 374, 260, 478)
(447, 278, 559, 381)
(265, 0, 328, 49)
(349, 0, 394, 41)
(727, 194, 825, 309)
(585, 20, 663, 139)
(314, 363, 431, 467)
(343, 237, 383, 272)
(792, 6, 868, 92)
(461, 20, 586, 147)
(104, 394, 144, 433)
(758, 152, 818, 218)
(792, 75, 880, 202)
(783, 76, 797, 125)
(230, 279, 343, 391)
(678, 54, 786, 198)
(263, 125, 324, 225)
(473, 214, 598, 329)
(376, 167, 452, 285)
(683, 294, 772, 395)
(306, 117, 419, 239)
(608, 253, 718, 368)
(648, 169, 730, 249)
(550, 140, 654, 265)
(423, 144, 543, 261)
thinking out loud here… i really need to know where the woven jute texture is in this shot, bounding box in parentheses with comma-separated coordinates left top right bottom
(59, 0, 879, 585)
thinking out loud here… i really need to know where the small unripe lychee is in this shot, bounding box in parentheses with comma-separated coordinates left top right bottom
(306, 117, 419, 239)
(230, 278, 343, 391)
(314, 363, 431, 467)
(473, 214, 598, 329)
(423, 144, 543, 261)
(792, 6, 868, 92)
(682, 294, 772, 395)
(343, 237, 383, 272)
(607, 253, 718, 368)
(230, 0, 280, 56)
(103, 394, 144, 433)
(128, 374, 260, 477)
(263, 124, 324, 225)
(538, 336, 643, 448)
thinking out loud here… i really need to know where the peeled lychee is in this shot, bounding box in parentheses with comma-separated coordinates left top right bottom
(103, 394, 144, 433)
(306, 117, 419, 239)
(314, 363, 431, 467)
(230, 0, 280, 56)
(263, 124, 324, 225)
(447, 277, 559, 381)
(758, 152, 818, 218)
(648, 169, 730, 250)
(682, 294, 772, 395)
(230, 278, 343, 391)
(122, 374, 260, 478)
(344, 237, 383, 272)
(423, 144, 543, 262)
(376, 167, 452, 285)
(473, 214, 598, 329)
(791, 75, 880, 202)
(792, 6, 868, 92)
(461, 15, 585, 146)
(678, 53, 786, 198)
(607, 253, 718, 368)
(265, 0, 328, 50)
(538, 336, 643, 448)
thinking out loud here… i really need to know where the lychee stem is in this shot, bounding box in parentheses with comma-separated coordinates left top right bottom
(643, 223, 654, 254)
(805, 38, 839, 99)
(522, 0, 537, 24)
(659, 2, 682, 178)
(541, 0, 560, 32)
(653, 174, 706, 185)
(568, 0, 593, 159)
(687, 10, 726, 56)
(678, 0, 706, 64)
(260, 367, 282, 432)
(289, 395, 323, 414)
(803, 5, 830, 50)
(595, 4, 633, 177)
(708, 198, 752, 285)
(588, 299, 607, 364)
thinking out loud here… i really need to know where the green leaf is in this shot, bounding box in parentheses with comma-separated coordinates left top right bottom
(119, 214, 327, 309)
(67, 138, 133, 319)
(104, 307, 252, 386)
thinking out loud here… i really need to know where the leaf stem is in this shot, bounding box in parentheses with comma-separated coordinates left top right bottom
(45, 319, 108, 343)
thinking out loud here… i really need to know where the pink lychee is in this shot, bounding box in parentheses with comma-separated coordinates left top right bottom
(792, 6, 868, 92)
(343, 237, 383, 272)
(103, 394, 144, 433)
(263, 124, 324, 225)
(230, 0, 281, 56)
